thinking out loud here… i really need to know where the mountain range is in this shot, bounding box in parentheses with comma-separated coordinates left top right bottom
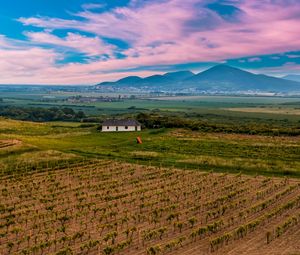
(95, 65, 300, 92)
(283, 75, 300, 83)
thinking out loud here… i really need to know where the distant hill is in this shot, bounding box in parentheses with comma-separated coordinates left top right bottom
(163, 70, 194, 80)
(95, 70, 195, 88)
(283, 75, 300, 82)
(95, 65, 300, 92)
(184, 65, 300, 92)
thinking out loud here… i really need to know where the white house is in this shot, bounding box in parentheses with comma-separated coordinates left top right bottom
(102, 119, 141, 132)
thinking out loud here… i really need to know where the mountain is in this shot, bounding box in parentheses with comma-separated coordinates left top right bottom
(142, 71, 194, 84)
(163, 70, 194, 80)
(283, 75, 300, 82)
(116, 76, 143, 86)
(95, 65, 300, 92)
(142, 74, 170, 84)
(185, 65, 300, 91)
(96, 70, 195, 88)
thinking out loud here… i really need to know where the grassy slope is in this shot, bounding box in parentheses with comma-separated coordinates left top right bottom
(0, 118, 299, 177)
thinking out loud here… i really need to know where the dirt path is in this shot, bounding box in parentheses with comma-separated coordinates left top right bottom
(0, 139, 22, 149)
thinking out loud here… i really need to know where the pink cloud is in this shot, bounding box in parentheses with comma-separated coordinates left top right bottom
(81, 3, 106, 10)
(24, 31, 115, 56)
(248, 57, 261, 62)
(0, 0, 299, 84)
(271, 56, 280, 60)
(286, 54, 300, 59)
(249, 62, 300, 76)
(0, 48, 61, 81)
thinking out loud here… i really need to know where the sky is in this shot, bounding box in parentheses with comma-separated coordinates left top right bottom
(0, 0, 300, 85)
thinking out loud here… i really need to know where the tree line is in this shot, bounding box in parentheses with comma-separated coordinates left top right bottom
(136, 113, 300, 136)
(0, 106, 86, 122)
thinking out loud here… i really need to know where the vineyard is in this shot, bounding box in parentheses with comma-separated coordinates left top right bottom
(0, 160, 299, 255)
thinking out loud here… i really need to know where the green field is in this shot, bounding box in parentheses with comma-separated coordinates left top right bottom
(2, 92, 300, 117)
(1, 118, 299, 178)
(1, 91, 300, 178)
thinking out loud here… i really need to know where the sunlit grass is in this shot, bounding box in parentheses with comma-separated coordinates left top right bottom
(0, 118, 299, 177)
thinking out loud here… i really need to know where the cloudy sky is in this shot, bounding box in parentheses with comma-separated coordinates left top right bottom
(0, 0, 300, 84)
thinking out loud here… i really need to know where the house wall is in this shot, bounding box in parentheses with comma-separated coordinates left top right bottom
(102, 125, 141, 132)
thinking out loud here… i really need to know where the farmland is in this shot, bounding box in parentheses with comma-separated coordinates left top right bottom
(0, 160, 299, 254)
(225, 107, 300, 115)
(1, 90, 300, 119)
(0, 93, 300, 255)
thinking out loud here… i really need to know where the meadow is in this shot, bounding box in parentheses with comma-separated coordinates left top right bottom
(0, 118, 299, 178)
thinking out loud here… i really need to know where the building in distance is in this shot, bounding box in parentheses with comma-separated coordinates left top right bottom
(102, 119, 141, 132)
